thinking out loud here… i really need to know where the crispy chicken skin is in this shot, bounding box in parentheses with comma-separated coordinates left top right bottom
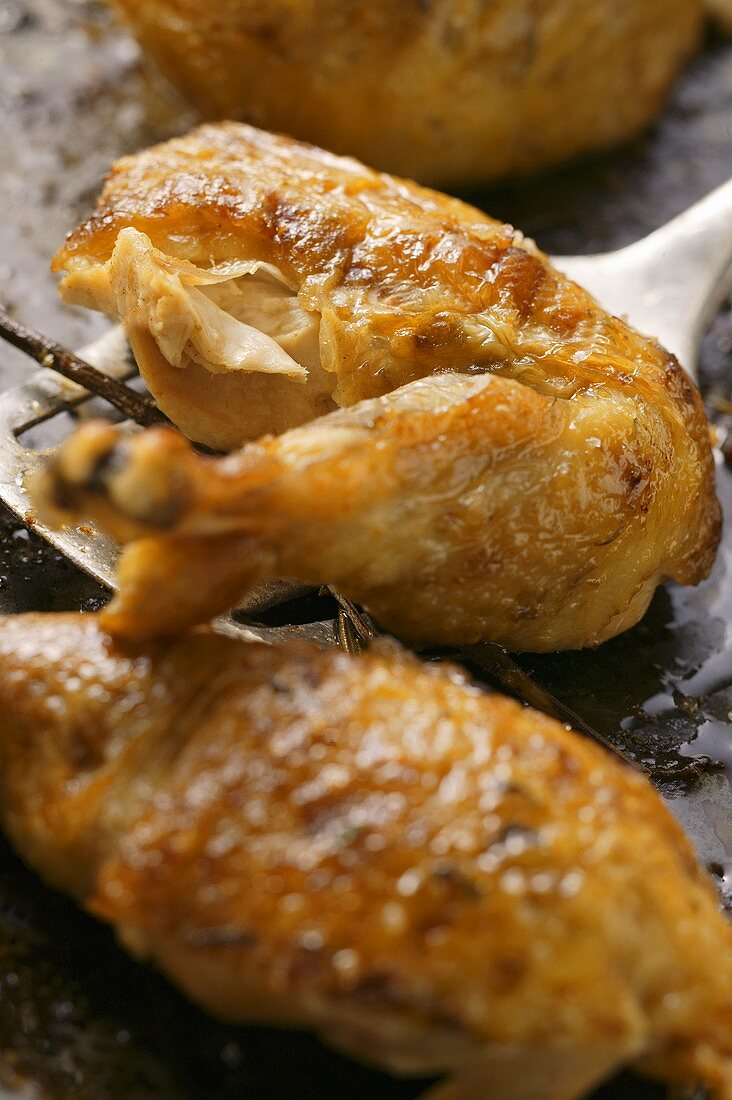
(35, 372, 719, 650)
(53, 123, 715, 451)
(109, 0, 702, 187)
(45, 124, 720, 649)
(0, 613, 730, 1098)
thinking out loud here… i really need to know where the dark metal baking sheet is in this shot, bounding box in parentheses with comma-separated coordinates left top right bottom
(0, 3, 730, 1097)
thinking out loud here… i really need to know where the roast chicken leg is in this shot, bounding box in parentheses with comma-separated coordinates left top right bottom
(35, 368, 718, 650)
(43, 123, 719, 649)
(0, 613, 729, 1098)
(108, 0, 702, 188)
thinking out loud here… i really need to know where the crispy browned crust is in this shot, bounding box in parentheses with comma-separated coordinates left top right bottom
(0, 613, 730, 1094)
(53, 122, 717, 452)
(53, 124, 716, 444)
(109, 0, 702, 187)
(47, 123, 720, 649)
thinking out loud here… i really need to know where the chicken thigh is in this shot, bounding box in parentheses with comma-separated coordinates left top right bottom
(45, 123, 720, 649)
(0, 613, 729, 1098)
(53, 123, 713, 451)
(35, 366, 718, 650)
(108, 0, 702, 187)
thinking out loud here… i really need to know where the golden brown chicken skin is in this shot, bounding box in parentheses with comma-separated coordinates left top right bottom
(54, 123, 714, 450)
(35, 368, 719, 650)
(46, 124, 720, 650)
(0, 613, 730, 1099)
(109, 0, 702, 187)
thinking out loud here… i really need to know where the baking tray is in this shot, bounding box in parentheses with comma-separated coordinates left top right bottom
(0, 2, 730, 1097)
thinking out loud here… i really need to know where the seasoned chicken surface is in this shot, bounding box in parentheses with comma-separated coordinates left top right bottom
(36, 370, 719, 651)
(0, 613, 730, 1099)
(109, 0, 702, 187)
(46, 124, 720, 649)
(54, 123, 715, 450)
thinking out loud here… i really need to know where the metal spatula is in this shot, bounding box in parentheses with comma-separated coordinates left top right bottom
(556, 177, 732, 381)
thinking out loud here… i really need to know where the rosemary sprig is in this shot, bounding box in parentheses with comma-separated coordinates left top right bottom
(0, 308, 166, 428)
(462, 641, 633, 767)
(326, 587, 376, 655)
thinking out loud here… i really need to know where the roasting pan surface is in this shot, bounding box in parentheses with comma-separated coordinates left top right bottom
(0, 2, 730, 1096)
